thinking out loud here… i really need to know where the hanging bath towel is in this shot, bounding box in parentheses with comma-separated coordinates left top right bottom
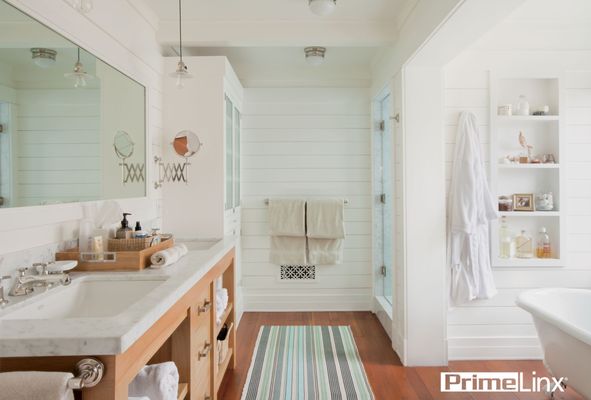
(448, 112, 498, 306)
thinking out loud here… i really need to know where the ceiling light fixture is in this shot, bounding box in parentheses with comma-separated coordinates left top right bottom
(305, 47, 326, 66)
(70, 0, 93, 14)
(31, 48, 57, 68)
(169, 0, 192, 88)
(64, 47, 94, 88)
(308, 0, 337, 16)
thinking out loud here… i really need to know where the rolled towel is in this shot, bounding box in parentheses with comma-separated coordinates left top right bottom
(128, 362, 179, 400)
(150, 244, 188, 268)
(0, 371, 74, 400)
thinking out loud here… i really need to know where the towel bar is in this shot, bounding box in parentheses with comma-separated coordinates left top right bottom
(264, 198, 348, 205)
(67, 358, 104, 389)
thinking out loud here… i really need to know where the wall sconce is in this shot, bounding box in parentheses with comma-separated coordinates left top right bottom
(113, 130, 145, 184)
(154, 130, 203, 189)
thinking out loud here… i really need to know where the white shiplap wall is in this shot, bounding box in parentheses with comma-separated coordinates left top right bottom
(444, 6, 591, 359)
(16, 89, 101, 206)
(241, 87, 373, 311)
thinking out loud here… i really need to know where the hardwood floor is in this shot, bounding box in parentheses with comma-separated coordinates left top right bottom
(218, 312, 584, 400)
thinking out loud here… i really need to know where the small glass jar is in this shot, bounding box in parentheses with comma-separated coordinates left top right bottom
(517, 95, 530, 116)
(536, 192, 554, 211)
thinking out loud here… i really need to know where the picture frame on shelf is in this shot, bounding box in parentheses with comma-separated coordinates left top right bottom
(513, 193, 534, 211)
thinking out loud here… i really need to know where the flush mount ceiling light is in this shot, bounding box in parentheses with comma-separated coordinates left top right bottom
(69, 0, 93, 14)
(31, 48, 57, 68)
(305, 47, 326, 66)
(169, 0, 192, 88)
(64, 47, 94, 88)
(308, 0, 337, 16)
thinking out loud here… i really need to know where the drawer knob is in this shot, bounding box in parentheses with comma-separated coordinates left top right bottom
(198, 300, 211, 315)
(198, 341, 211, 360)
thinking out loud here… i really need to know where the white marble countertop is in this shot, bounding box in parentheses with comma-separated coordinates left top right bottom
(0, 237, 236, 357)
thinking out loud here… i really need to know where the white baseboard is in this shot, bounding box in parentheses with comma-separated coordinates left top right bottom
(373, 296, 393, 339)
(243, 294, 372, 312)
(448, 336, 543, 360)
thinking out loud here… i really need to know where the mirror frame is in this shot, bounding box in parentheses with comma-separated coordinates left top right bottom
(0, 0, 149, 213)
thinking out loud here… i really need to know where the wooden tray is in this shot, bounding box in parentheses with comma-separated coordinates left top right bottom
(56, 238, 174, 271)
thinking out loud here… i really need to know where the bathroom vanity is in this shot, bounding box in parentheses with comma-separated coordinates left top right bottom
(0, 240, 237, 400)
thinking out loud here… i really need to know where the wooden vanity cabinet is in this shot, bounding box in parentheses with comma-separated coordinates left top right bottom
(0, 248, 237, 400)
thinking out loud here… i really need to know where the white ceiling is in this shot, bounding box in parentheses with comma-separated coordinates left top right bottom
(141, 0, 415, 24)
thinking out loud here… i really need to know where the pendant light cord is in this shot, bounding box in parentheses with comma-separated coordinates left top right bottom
(77, 47, 80, 63)
(178, 0, 183, 62)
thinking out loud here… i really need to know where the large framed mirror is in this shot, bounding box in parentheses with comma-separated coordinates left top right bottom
(0, 0, 146, 208)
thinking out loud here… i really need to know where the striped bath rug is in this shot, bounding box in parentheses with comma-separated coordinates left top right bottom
(241, 325, 374, 400)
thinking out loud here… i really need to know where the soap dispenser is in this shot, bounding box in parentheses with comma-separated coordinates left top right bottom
(116, 213, 133, 239)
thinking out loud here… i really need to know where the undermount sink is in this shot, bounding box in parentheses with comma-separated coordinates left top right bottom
(3, 277, 167, 320)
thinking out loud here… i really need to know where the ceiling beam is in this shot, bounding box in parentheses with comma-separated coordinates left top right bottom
(157, 20, 398, 48)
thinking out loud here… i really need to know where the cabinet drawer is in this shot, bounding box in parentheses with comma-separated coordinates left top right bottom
(194, 343, 211, 400)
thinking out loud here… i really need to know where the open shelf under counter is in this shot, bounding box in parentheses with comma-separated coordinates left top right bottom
(215, 348, 234, 392)
(497, 163, 560, 169)
(216, 302, 234, 336)
(496, 115, 559, 122)
(499, 211, 560, 217)
(177, 383, 188, 400)
(493, 257, 563, 268)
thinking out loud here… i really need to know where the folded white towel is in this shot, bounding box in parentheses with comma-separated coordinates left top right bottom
(0, 371, 74, 400)
(268, 199, 306, 236)
(128, 362, 179, 400)
(270, 236, 307, 265)
(308, 238, 343, 265)
(150, 244, 188, 268)
(306, 199, 345, 239)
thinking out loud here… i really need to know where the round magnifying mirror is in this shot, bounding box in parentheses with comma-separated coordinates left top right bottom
(173, 130, 203, 158)
(113, 130, 134, 160)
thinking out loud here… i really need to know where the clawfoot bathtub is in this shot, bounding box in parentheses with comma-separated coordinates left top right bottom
(517, 288, 591, 398)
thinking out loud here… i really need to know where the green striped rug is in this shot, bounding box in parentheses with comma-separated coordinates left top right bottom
(241, 326, 374, 400)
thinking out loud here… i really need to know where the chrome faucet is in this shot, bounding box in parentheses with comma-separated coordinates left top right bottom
(10, 263, 71, 297)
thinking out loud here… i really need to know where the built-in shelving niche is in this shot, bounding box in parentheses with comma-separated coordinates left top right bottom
(489, 73, 566, 268)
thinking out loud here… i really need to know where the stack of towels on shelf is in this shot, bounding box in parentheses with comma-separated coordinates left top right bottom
(215, 277, 229, 325)
(269, 198, 345, 265)
(149, 243, 188, 268)
(128, 362, 179, 400)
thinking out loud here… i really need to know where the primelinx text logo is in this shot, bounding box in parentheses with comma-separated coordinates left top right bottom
(441, 372, 566, 393)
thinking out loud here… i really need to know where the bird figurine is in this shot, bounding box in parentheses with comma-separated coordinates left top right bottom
(518, 131, 533, 159)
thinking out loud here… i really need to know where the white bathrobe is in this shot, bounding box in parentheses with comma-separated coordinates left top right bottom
(448, 111, 498, 306)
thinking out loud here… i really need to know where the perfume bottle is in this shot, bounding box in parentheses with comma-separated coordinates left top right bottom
(499, 217, 515, 259)
(536, 227, 552, 259)
(515, 230, 534, 259)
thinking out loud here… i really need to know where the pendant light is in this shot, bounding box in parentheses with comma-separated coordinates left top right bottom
(170, 0, 192, 88)
(308, 0, 337, 17)
(64, 47, 94, 88)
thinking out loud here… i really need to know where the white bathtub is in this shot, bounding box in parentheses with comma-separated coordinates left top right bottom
(517, 288, 591, 398)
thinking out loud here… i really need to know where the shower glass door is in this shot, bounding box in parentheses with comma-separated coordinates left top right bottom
(373, 93, 393, 304)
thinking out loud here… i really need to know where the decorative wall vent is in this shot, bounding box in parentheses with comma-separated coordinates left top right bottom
(280, 265, 316, 281)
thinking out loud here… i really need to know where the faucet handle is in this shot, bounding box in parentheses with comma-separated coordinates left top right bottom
(33, 263, 49, 275)
(17, 267, 28, 277)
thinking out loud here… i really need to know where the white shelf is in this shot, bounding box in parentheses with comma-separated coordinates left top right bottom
(499, 211, 560, 217)
(498, 163, 559, 169)
(490, 74, 565, 269)
(494, 257, 563, 268)
(496, 115, 559, 122)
